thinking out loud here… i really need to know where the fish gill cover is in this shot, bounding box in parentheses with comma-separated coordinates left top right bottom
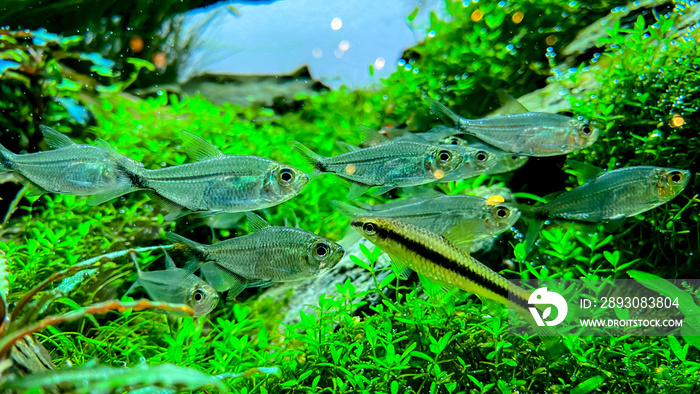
(0, 0, 699, 393)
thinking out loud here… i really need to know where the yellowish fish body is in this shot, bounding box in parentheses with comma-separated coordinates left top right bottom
(351, 217, 531, 315)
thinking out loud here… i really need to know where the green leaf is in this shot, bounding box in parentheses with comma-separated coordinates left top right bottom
(514, 243, 527, 262)
(667, 336, 687, 362)
(379, 273, 396, 289)
(127, 57, 156, 72)
(571, 375, 605, 394)
(603, 250, 620, 267)
(257, 325, 268, 350)
(497, 379, 511, 394)
(407, 7, 419, 22)
(350, 254, 371, 271)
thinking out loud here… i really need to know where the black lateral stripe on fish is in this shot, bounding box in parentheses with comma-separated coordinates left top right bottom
(358, 218, 530, 310)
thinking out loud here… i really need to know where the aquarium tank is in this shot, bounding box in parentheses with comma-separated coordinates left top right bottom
(1, 0, 699, 392)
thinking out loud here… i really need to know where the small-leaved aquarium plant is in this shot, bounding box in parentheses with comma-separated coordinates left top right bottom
(1, 0, 699, 393)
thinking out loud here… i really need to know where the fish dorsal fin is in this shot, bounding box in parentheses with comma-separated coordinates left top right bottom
(94, 138, 122, 158)
(128, 250, 142, 274)
(161, 247, 176, 269)
(493, 90, 530, 116)
(426, 97, 462, 126)
(40, 125, 75, 148)
(180, 131, 224, 161)
(335, 141, 361, 152)
(357, 125, 389, 147)
(566, 159, 605, 183)
(245, 211, 271, 232)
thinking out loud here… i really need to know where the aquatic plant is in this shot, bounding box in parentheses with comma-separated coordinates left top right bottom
(1, 0, 699, 392)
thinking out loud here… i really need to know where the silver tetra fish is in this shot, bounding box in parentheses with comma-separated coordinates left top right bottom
(87, 131, 310, 219)
(292, 126, 463, 199)
(0, 126, 143, 199)
(368, 125, 528, 177)
(533, 162, 691, 222)
(125, 249, 219, 317)
(427, 97, 598, 157)
(166, 212, 344, 300)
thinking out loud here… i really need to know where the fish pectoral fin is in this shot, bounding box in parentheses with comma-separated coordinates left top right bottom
(346, 183, 371, 200)
(247, 280, 274, 288)
(200, 262, 247, 294)
(441, 222, 478, 253)
(416, 274, 454, 299)
(85, 185, 137, 206)
(245, 211, 271, 232)
(146, 192, 187, 219)
(481, 298, 509, 317)
(40, 125, 75, 148)
(603, 216, 626, 232)
(14, 175, 50, 196)
(180, 130, 224, 161)
(387, 257, 413, 280)
(566, 159, 606, 184)
(370, 185, 396, 197)
(226, 280, 249, 301)
(357, 125, 389, 147)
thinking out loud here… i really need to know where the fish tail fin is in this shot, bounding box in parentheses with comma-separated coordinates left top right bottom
(165, 232, 207, 268)
(0, 142, 15, 172)
(427, 97, 464, 127)
(290, 141, 325, 178)
(330, 200, 368, 218)
(94, 139, 148, 186)
(523, 218, 544, 256)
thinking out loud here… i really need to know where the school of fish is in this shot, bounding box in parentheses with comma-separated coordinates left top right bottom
(0, 94, 691, 318)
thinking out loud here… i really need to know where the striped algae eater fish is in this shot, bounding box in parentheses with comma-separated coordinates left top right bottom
(351, 216, 533, 316)
(333, 194, 520, 252)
